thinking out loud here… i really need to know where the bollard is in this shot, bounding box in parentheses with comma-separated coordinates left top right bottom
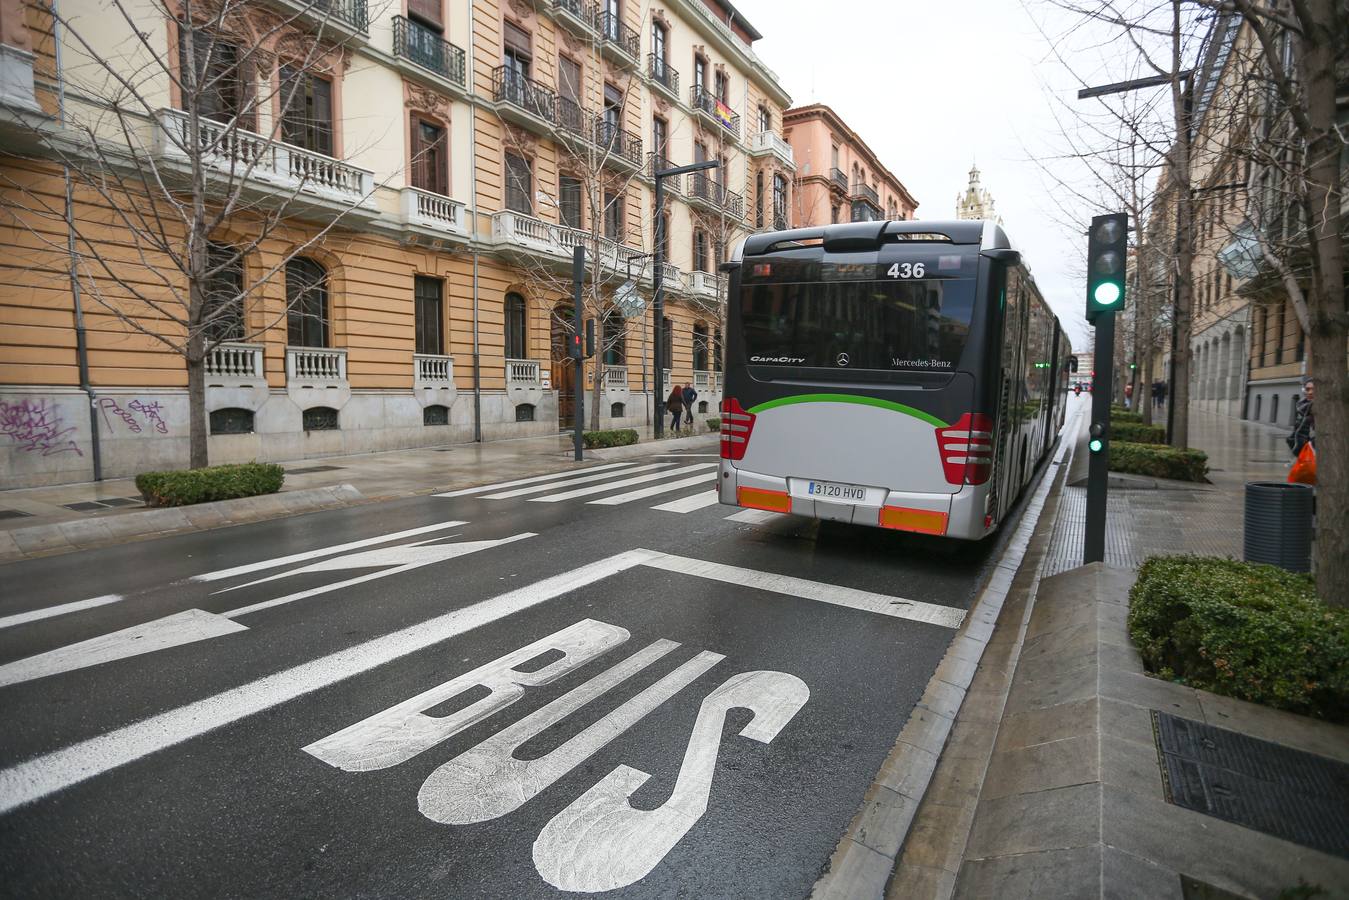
(1244, 481, 1314, 573)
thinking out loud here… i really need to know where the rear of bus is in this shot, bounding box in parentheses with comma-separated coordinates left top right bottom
(718, 220, 1007, 540)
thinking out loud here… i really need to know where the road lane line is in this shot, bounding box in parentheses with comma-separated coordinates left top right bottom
(588, 473, 716, 506)
(434, 463, 637, 497)
(482, 464, 673, 500)
(0, 548, 664, 816)
(0, 595, 123, 632)
(192, 521, 468, 583)
(641, 553, 966, 629)
(724, 509, 782, 524)
(530, 464, 716, 503)
(650, 491, 722, 514)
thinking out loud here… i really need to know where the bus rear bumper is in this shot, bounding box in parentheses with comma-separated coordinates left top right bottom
(719, 462, 992, 539)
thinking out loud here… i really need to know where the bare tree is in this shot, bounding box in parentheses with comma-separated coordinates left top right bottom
(1, 0, 387, 469)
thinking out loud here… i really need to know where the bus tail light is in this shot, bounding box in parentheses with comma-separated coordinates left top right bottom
(935, 413, 995, 485)
(720, 398, 756, 461)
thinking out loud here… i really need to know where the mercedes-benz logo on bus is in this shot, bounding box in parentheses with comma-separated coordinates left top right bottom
(836, 353, 850, 367)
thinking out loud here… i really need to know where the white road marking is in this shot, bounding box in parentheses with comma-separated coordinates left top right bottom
(650, 491, 722, 514)
(643, 553, 966, 629)
(588, 473, 716, 506)
(534, 670, 809, 892)
(0, 610, 247, 689)
(220, 533, 536, 618)
(530, 464, 717, 503)
(419, 645, 724, 825)
(0, 595, 123, 631)
(724, 508, 782, 524)
(482, 463, 674, 500)
(0, 549, 664, 815)
(192, 521, 468, 583)
(305, 620, 630, 772)
(650, 453, 721, 458)
(434, 463, 637, 497)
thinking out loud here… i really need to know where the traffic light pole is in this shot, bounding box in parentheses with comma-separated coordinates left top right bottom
(1085, 308, 1114, 564)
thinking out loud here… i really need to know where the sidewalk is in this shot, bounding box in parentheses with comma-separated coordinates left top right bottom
(887, 406, 1347, 898)
(0, 426, 719, 562)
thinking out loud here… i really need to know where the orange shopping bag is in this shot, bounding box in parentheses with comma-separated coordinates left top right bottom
(1288, 441, 1317, 485)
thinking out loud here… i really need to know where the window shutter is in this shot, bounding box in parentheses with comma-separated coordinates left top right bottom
(504, 22, 531, 57)
(312, 76, 333, 156)
(408, 0, 442, 27)
(410, 117, 426, 191)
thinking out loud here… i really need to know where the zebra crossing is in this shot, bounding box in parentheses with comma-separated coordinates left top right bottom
(434, 460, 768, 523)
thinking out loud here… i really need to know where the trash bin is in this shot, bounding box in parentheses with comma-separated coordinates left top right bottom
(1244, 481, 1315, 572)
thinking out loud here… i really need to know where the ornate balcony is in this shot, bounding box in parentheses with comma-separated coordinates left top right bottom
(852, 181, 880, 205)
(689, 271, 724, 298)
(206, 342, 264, 379)
(392, 16, 466, 93)
(658, 261, 684, 293)
(415, 353, 454, 384)
(687, 172, 744, 219)
(830, 167, 849, 193)
(286, 346, 346, 382)
(492, 67, 557, 133)
(549, 0, 598, 36)
(264, 0, 368, 39)
(593, 118, 643, 170)
(507, 358, 542, 388)
(400, 187, 467, 238)
(689, 86, 740, 140)
(152, 109, 375, 217)
(648, 55, 679, 101)
(603, 365, 629, 391)
(646, 154, 682, 193)
(595, 11, 639, 67)
(491, 212, 645, 276)
(749, 130, 794, 168)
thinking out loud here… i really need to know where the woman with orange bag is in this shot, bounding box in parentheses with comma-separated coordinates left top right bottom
(1287, 379, 1316, 484)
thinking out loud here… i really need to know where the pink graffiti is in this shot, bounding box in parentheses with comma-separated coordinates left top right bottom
(0, 398, 84, 456)
(98, 397, 169, 435)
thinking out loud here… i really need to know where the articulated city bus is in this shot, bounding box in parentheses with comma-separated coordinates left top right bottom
(718, 219, 1072, 540)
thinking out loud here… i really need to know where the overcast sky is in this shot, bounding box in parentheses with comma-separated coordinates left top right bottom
(732, 0, 1162, 350)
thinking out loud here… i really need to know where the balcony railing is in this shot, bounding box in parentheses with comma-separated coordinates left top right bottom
(851, 198, 882, 222)
(647, 154, 682, 193)
(401, 186, 466, 233)
(492, 212, 645, 273)
(648, 55, 679, 96)
(830, 167, 849, 192)
(594, 117, 643, 167)
(690, 271, 724, 296)
(596, 11, 640, 60)
(773, 212, 789, 231)
(286, 346, 347, 381)
(206, 342, 263, 378)
(689, 86, 740, 139)
(687, 172, 744, 218)
(660, 261, 683, 290)
(414, 353, 454, 383)
(154, 109, 374, 205)
(852, 181, 880, 205)
(749, 130, 794, 166)
(288, 0, 368, 33)
(492, 67, 557, 123)
(393, 16, 466, 88)
(552, 0, 594, 24)
(507, 358, 541, 387)
(693, 370, 711, 391)
(603, 365, 628, 389)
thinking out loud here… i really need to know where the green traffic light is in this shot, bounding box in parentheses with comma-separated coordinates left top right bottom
(1089, 438, 1104, 452)
(1093, 282, 1122, 306)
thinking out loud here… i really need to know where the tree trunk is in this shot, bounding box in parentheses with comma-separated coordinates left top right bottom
(186, 347, 208, 470)
(1168, 1, 1192, 449)
(590, 356, 602, 431)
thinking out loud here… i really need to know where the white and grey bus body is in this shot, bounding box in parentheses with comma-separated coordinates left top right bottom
(717, 220, 1070, 540)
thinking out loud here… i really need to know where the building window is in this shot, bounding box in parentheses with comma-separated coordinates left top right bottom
(505, 153, 532, 214)
(177, 26, 254, 130)
(279, 66, 334, 156)
(660, 316, 673, 369)
(204, 244, 245, 343)
(692, 229, 708, 273)
(1273, 303, 1286, 364)
(1270, 394, 1279, 424)
(408, 0, 442, 27)
(505, 292, 527, 359)
(652, 22, 667, 64)
(515, 403, 535, 422)
(423, 404, 449, 426)
(713, 69, 728, 103)
(303, 406, 339, 430)
(414, 275, 444, 355)
(773, 173, 788, 228)
(698, 400, 708, 413)
(603, 317, 626, 364)
(209, 407, 254, 435)
(601, 83, 623, 147)
(652, 115, 668, 161)
(411, 117, 448, 195)
(559, 174, 582, 229)
(713, 328, 722, 371)
(286, 257, 328, 348)
(603, 190, 624, 241)
(610, 402, 626, 418)
(830, 143, 839, 170)
(654, 207, 670, 259)
(693, 323, 708, 370)
(755, 170, 764, 228)
(757, 105, 771, 134)
(503, 21, 532, 80)
(692, 54, 706, 94)
(1254, 394, 1262, 420)
(831, 203, 840, 224)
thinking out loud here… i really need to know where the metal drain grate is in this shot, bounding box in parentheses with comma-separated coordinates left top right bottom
(285, 465, 345, 474)
(1154, 712, 1349, 858)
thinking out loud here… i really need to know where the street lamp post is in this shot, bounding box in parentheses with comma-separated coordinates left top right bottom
(652, 159, 720, 438)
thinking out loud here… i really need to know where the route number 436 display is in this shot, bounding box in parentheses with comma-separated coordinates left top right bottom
(304, 619, 809, 893)
(886, 262, 925, 279)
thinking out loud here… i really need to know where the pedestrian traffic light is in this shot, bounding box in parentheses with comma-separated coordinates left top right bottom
(1089, 422, 1105, 453)
(1086, 212, 1128, 321)
(569, 332, 583, 360)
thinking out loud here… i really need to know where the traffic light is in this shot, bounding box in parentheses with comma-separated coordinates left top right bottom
(1086, 212, 1127, 320)
(585, 318, 595, 358)
(1089, 422, 1105, 453)
(569, 332, 583, 360)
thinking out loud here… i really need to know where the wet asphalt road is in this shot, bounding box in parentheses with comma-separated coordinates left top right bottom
(0, 448, 1022, 898)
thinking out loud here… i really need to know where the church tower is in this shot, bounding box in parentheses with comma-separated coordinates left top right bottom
(956, 163, 1000, 223)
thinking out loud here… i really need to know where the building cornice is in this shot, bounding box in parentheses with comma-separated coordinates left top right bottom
(665, 0, 791, 109)
(783, 103, 918, 210)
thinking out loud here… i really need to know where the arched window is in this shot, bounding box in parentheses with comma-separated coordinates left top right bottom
(693, 323, 708, 371)
(515, 403, 535, 422)
(205, 244, 245, 343)
(303, 406, 339, 430)
(773, 173, 788, 228)
(755, 170, 764, 228)
(660, 316, 673, 369)
(610, 402, 626, 418)
(423, 404, 449, 426)
(713, 328, 722, 371)
(286, 257, 329, 347)
(603, 317, 626, 364)
(209, 407, 253, 434)
(505, 292, 527, 359)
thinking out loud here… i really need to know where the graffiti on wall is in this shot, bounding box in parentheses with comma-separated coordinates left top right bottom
(0, 398, 84, 457)
(97, 398, 169, 435)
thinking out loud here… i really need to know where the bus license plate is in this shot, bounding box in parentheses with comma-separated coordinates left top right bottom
(807, 480, 867, 501)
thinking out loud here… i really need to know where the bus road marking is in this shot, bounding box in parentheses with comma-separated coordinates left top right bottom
(589, 473, 715, 506)
(482, 463, 674, 500)
(650, 491, 721, 514)
(0, 594, 123, 632)
(725, 508, 781, 525)
(530, 464, 716, 503)
(434, 463, 638, 497)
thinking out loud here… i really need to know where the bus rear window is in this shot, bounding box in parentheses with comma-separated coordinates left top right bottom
(739, 279, 975, 372)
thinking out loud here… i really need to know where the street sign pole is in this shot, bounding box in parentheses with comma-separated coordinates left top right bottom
(1084, 308, 1114, 564)
(572, 246, 584, 462)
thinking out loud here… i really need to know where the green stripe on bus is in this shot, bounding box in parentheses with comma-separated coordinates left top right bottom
(746, 394, 948, 427)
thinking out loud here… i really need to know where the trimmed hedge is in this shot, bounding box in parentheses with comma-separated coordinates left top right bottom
(705, 418, 721, 431)
(1128, 556, 1348, 721)
(582, 428, 639, 449)
(136, 462, 284, 507)
(1111, 422, 1167, 444)
(1110, 407, 1144, 424)
(1110, 441, 1209, 482)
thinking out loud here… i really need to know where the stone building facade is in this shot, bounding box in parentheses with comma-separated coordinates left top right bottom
(782, 103, 916, 228)
(955, 164, 998, 223)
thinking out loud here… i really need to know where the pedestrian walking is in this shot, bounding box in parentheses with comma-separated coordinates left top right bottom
(1151, 381, 1162, 409)
(681, 383, 698, 431)
(1123, 382, 1134, 410)
(1287, 378, 1315, 456)
(1156, 380, 1167, 408)
(666, 384, 684, 434)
